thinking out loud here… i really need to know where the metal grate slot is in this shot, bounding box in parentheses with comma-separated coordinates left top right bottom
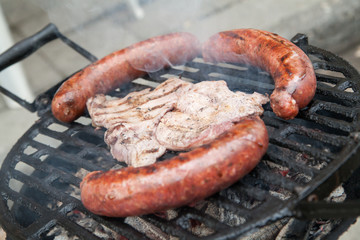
(304, 111, 356, 133)
(311, 101, 359, 123)
(266, 145, 320, 177)
(231, 178, 274, 203)
(23, 145, 38, 155)
(313, 62, 346, 79)
(254, 163, 300, 193)
(139, 215, 195, 239)
(3, 187, 42, 228)
(317, 74, 342, 88)
(315, 85, 360, 106)
(47, 122, 68, 132)
(41, 225, 81, 240)
(261, 160, 312, 186)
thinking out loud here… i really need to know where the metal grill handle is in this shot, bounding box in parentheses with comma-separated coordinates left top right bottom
(0, 23, 97, 113)
(0, 24, 59, 72)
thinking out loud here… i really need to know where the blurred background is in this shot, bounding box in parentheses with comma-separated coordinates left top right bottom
(0, 0, 359, 239)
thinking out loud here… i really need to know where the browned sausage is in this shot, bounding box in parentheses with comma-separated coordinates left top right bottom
(51, 32, 201, 123)
(202, 29, 316, 120)
(80, 116, 268, 217)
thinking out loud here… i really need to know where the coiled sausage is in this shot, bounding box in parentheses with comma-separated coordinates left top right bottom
(202, 29, 316, 119)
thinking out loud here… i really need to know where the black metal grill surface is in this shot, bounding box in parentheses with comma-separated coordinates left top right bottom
(0, 31, 360, 240)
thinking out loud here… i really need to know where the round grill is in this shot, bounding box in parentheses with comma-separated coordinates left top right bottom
(0, 28, 360, 239)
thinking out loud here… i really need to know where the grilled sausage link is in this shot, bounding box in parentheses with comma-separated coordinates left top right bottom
(80, 116, 268, 217)
(202, 29, 316, 119)
(51, 32, 201, 123)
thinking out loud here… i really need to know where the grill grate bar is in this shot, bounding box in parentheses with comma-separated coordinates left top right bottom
(7, 168, 80, 206)
(266, 145, 320, 176)
(5, 170, 145, 239)
(315, 73, 356, 98)
(17, 155, 81, 187)
(0, 189, 89, 240)
(24, 204, 104, 240)
(22, 140, 107, 172)
(269, 137, 333, 162)
(68, 122, 107, 139)
(335, 79, 357, 92)
(179, 207, 229, 231)
(313, 60, 349, 74)
(307, 45, 359, 77)
(241, 175, 293, 201)
(26, 219, 59, 240)
(266, 127, 335, 164)
(285, 122, 350, 146)
(303, 111, 356, 133)
(37, 126, 104, 151)
(253, 163, 301, 193)
(311, 97, 360, 114)
(229, 178, 280, 203)
(27, 131, 114, 169)
(316, 84, 360, 105)
(76, 147, 121, 171)
(240, 196, 288, 223)
(46, 216, 103, 240)
(1, 186, 52, 221)
(315, 72, 346, 84)
(38, 112, 105, 138)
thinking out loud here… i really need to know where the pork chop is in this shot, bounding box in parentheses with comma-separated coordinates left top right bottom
(87, 78, 269, 167)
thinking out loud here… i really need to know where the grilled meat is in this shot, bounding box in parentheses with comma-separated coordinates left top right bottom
(87, 78, 269, 167)
(87, 78, 191, 167)
(156, 80, 269, 150)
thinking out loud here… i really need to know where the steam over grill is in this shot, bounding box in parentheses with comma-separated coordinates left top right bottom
(0, 24, 360, 239)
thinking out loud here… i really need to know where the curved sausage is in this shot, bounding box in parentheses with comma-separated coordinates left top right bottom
(202, 29, 316, 120)
(51, 32, 201, 123)
(80, 116, 268, 217)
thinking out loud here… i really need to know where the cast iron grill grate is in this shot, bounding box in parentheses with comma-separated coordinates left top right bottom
(0, 26, 360, 239)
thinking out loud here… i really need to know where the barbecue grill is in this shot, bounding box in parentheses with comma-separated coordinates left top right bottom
(0, 23, 360, 240)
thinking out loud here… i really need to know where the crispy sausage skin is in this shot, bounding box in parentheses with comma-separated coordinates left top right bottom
(80, 116, 268, 217)
(202, 29, 316, 120)
(51, 32, 201, 123)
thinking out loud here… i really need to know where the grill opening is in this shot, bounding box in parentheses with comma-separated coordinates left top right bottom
(0, 32, 360, 240)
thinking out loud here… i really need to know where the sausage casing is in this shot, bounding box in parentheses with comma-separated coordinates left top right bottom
(51, 32, 201, 123)
(202, 29, 316, 119)
(80, 116, 268, 217)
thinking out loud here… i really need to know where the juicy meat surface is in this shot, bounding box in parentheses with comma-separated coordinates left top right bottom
(87, 78, 191, 167)
(156, 81, 269, 150)
(87, 78, 269, 167)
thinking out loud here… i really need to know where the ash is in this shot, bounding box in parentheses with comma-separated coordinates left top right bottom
(238, 185, 348, 240)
